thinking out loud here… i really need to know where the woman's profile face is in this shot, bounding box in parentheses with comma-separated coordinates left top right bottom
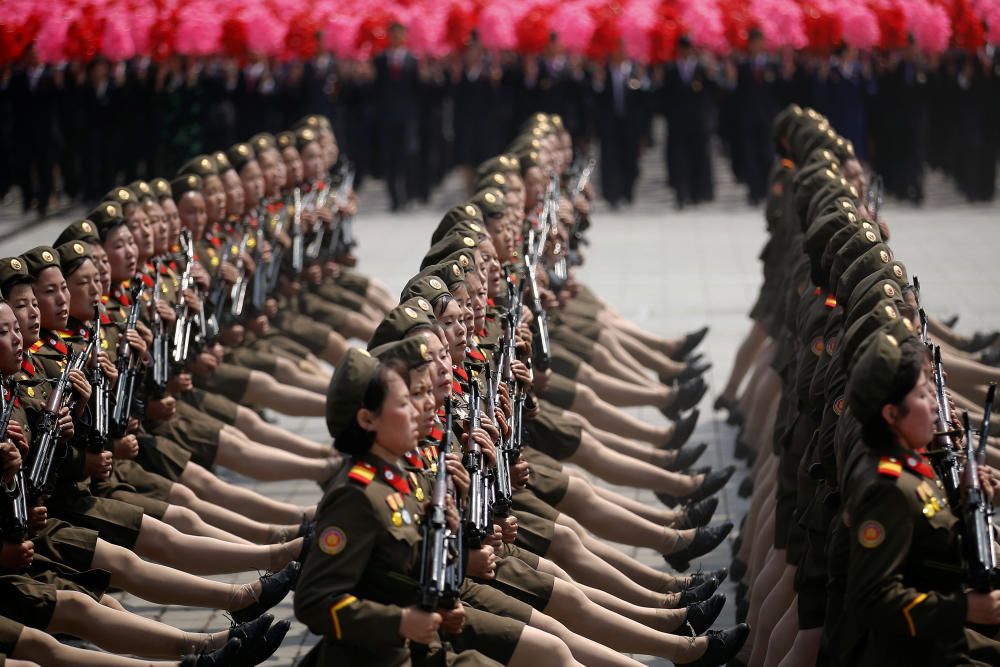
(886, 369, 937, 449)
(369, 371, 419, 456)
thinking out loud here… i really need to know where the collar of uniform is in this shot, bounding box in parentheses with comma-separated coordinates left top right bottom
(19, 353, 36, 377)
(40, 329, 69, 356)
(906, 450, 936, 479)
(363, 452, 412, 495)
(65, 317, 90, 339)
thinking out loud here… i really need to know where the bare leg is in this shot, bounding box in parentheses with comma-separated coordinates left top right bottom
(587, 482, 687, 525)
(579, 420, 681, 466)
(528, 611, 648, 667)
(273, 357, 330, 394)
(505, 624, 582, 667)
(232, 408, 331, 458)
(243, 370, 326, 416)
(720, 323, 769, 402)
(215, 429, 336, 482)
(569, 581, 688, 631)
(159, 504, 247, 544)
(179, 462, 310, 523)
(588, 345, 644, 384)
(762, 600, 799, 667)
(567, 386, 671, 444)
(47, 591, 228, 658)
(776, 627, 821, 667)
(319, 331, 348, 365)
(134, 514, 301, 575)
(93, 539, 263, 611)
(747, 566, 795, 667)
(567, 432, 701, 495)
(610, 331, 687, 378)
(168, 483, 298, 544)
(542, 580, 711, 662)
(575, 363, 674, 409)
(14, 626, 182, 667)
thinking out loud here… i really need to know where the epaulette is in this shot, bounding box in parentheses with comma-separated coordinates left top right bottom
(28, 340, 45, 353)
(347, 461, 376, 485)
(877, 457, 902, 479)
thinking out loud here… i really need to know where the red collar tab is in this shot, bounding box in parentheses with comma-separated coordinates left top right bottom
(382, 465, 411, 495)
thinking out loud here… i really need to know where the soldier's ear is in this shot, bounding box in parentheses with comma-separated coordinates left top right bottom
(357, 408, 377, 432)
(881, 403, 898, 426)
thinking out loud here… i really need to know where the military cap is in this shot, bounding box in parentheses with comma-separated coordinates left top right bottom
(772, 104, 805, 154)
(127, 180, 155, 201)
(0, 257, 31, 291)
(474, 172, 509, 194)
(293, 114, 330, 131)
(509, 135, 542, 155)
(21, 246, 60, 279)
(250, 133, 277, 154)
(55, 240, 92, 276)
(549, 114, 564, 130)
(54, 219, 100, 247)
(470, 188, 506, 219)
(276, 131, 296, 151)
(177, 154, 218, 179)
(150, 177, 173, 200)
(516, 150, 541, 175)
(804, 208, 857, 280)
(325, 348, 380, 438)
(418, 260, 467, 289)
(836, 243, 895, 306)
(102, 186, 136, 209)
(476, 155, 519, 180)
(295, 127, 319, 151)
(831, 136, 855, 163)
(88, 201, 128, 239)
(370, 337, 433, 369)
(421, 233, 479, 270)
(829, 226, 883, 293)
(171, 174, 203, 200)
(841, 299, 914, 373)
(847, 326, 922, 423)
(212, 151, 233, 174)
(226, 143, 256, 172)
(807, 178, 859, 225)
(846, 279, 905, 329)
(400, 275, 453, 306)
(820, 224, 862, 284)
(846, 265, 908, 317)
(368, 297, 436, 350)
(431, 204, 485, 245)
(441, 249, 476, 274)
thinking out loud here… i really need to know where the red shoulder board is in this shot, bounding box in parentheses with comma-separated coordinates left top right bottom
(877, 457, 902, 479)
(99, 312, 111, 325)
(28, 340, 44, 353)
(404, 451, 425, 470)
(140, 273, 155, 288)
(347, 462, 376, 485)
(905, 452, 935, 479)
(467, 347, 486, 362)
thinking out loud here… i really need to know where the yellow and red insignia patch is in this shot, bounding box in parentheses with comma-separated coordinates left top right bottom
(826, 337, 837, 356)
(877, 457, 902, 478)
(318, 526, 346, 555)
(347, 462, 376, 485)
(824, 294, 837, 309)
(858, 520, 885, 548)
(810, 337, 824, 356)
(832, 396, 844, 416)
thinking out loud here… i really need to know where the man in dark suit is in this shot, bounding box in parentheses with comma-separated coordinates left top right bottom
(372, 22, 420, 211)
(661, 36, 716, 208)
(8, 48, 58, 216)
(591, 44, 646, 207)
(732, 29, 781, 205)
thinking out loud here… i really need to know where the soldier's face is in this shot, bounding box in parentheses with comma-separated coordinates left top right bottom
(414, 329, 452, 404)
(366, 371, 419, 455)
(300, 142, 326, 183)
(282, 146, 305, 187)
(407, 366, 436, 437)
(885, 369, 937, 449)
(256, 151, 282, 198)
(143, 200, 169, 254)
(177, 193, 208, 242)
(33, 267, 70, 330)
(88, 243, 112, 295)
(103, 225, 138, 281)
(126, 205, 155, 261)
(160, 198, 182, 241)
(437, 298, 467, 365)
(319, 131, 339, 168)
(202, 175, 227, 225)
(66, 260, 101, 321)
(0, 304, 22, 375)
(7, 284, 40, 347)
(478, 239, 502, 297)
(221, 170, 246, 219)
(524, 168, 544, 210)
(239, 162, 266, 210)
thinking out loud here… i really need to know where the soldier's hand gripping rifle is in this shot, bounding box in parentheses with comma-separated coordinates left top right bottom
(27, 350, 86, 497)
(927, 346, 964, 508)
(291, 188, 305, 273)
(463, 376, 491, 547)
(250, 225, 268, 313)
(329, 163, 357, 260)
(171, 230, 196, 368)
(149, 260, 169, 390)
(88, 305, 109, 449)
(962, 384, 998, 591)
(110, 278, 144, 437)
(1, 377, 28, 540)
(228, 231, 252, 319)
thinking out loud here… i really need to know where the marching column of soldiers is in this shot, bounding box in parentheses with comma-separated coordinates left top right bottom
(715, 104, 1000, 666)
(0, 108, 755, 666)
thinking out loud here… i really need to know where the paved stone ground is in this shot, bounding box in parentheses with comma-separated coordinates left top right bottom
(1, 121, 998, 665)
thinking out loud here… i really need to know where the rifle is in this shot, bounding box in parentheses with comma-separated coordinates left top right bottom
(524, 260, 551, 371)
(1, 378, 28, 540)
(463, 374, 491, 547)
(150, 261, 169, 390)
(228, 231, 251, 318)
(250, 226, 268, 312)
(962, 383, 997, 590)
(267, 203, 289, 292)
(568, 154, 595, 260)
(927, 346, 963, 508)
(866, 173, 883, 223)
(110, 278, 144, 437)
(291, 187, 305, 273)
(27, 351, 85, 496)
(88, 306, 110, 450)
(172, 230, 196, 368)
